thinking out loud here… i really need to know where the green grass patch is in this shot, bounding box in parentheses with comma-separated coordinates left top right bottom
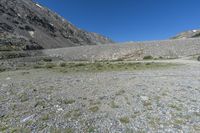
(64, 99, 75, 105)
(143, 55, 154, 60)
(110, 101, 119, 108)
(119, 117, 130, 124)
(89, 106, 99, 113)
(116, 89, 125, 96)
(50, 62, 176, 73)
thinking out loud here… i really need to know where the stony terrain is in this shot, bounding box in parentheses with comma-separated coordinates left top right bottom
(172, 29, 200, 39)
(0, 59, 200, 132)
(0, 0, 112, 51)
(34, 37, 200, 61)
(1, 1, 200, 133)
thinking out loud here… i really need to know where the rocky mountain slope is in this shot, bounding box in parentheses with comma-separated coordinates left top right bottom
(0, 0, 113, 51)
(171, 29, 200, 39)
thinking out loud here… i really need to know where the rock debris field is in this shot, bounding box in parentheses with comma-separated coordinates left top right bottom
(0, 59, 200, 132)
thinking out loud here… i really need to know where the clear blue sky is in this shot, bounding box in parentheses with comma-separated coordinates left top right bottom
(35, 0, 200, 42)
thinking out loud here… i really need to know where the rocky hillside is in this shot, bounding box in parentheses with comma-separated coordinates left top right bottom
(171, 29, 200, 39)
(0, 0, 113, 51)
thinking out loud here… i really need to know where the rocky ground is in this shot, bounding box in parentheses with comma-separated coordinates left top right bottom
(0, 59, 200, 132)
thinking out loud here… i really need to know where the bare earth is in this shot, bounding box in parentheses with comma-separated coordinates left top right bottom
(0, 59, 200, 132)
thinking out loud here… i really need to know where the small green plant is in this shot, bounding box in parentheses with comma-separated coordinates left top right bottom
(143, 55, 153, 60)
(88, 127, 95, 133)
(119, 117, 130, 124)
(89, 106, 99, 112)
(116, 89, 125, 96)
(19, 92, 29, 102)
(168, 103, 182, 111)
(0, 67, 6, 72)
(110, 101, 119, 108)
(64, 99, 75, 105)
(40, 114, 49, 121)
(64, 110, 81, 119)
(42, 57, 52, 62)
(34, 100, 46, 108)
(197, 56, 200, 61)
(45, 63, 56, 68)
(193, 125, 200, 131)
(143, 100, 152, 107)
(0, 125, 9, 131)
(59, 62, 66, 67)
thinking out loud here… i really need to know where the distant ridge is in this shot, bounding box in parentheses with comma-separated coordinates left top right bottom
(171, 29, 200, 39)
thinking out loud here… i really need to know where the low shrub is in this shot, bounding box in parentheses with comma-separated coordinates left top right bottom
(59, 62, 66, 67)
(42, 57, 52, 62)
(45, 63, 56, 68)
(143, 55, 153, 60)
(197, 56, 200, 61)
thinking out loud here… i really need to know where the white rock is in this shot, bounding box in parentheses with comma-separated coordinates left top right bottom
(6, 77, 11, 80)
(57, 108, 63, 112)
(140, 96, 149, 101)
(21, 115, 34, 123)
(2, 84, 8, 87)
(36, 3, 43, 9)
(29, 31, 35, 38)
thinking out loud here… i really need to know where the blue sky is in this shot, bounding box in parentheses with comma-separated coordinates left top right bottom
(35, 0, 200, 42)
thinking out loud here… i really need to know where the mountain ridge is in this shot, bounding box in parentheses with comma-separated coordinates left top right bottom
(0, 0, 113, 51)
(171, 29, 200, 39)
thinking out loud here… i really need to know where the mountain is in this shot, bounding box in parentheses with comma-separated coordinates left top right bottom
(0, 0, 113, 51)
(171, 29, 200, 39)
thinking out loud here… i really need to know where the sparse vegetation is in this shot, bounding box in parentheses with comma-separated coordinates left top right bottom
(110, 101, 119, 108)
(65, 110, 81, 119)
(119, 117, 130, 124)
(168, 103, 182, 111)
(40, 114, 49, 121)
(143, 55, 154, 60)
(64, 99, 75, 105)
(173, 118, 185, 125)
(115, 89, 125, 96)
(143, 100, 152, 107)
(89, 106, 99, 112)
(45, 63, 56, 68)
(197, 56, 200, 61)
(0, 67, 6, 72)
(59, 62, 67, 67)
(42, 57, 52, 62)
(18, 92, 29, 102)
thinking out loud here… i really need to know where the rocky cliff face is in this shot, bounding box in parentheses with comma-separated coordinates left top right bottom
(0, 0, 113, 51)
(171, 29, 200, 39)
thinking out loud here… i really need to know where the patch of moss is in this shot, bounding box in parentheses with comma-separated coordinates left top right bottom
(45, 63, 56, 68)
(119, 117, 130, 124)
(42, 57, 52, 62)
(18, 92, 29, 102)
(89, 106, 99, 113)
(110, 101, 119, 108)
(193, 125, 200, 131)
(143, 55, 154, 60)
(88, 127, 95, 133)
(52, 62, 177, 73)
(40, 114, 49, 121)
(116, 89, 125, 96)
(64, 109, 81, 119)
(64, 99, 75, 105)
(168, 103, 182, 111)
(143, 100, 152, 107)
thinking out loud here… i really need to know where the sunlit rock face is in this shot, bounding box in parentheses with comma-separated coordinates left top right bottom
(0, 0, 113, 51)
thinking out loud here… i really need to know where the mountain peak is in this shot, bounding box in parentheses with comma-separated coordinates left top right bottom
(0, 0, 113, 51)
